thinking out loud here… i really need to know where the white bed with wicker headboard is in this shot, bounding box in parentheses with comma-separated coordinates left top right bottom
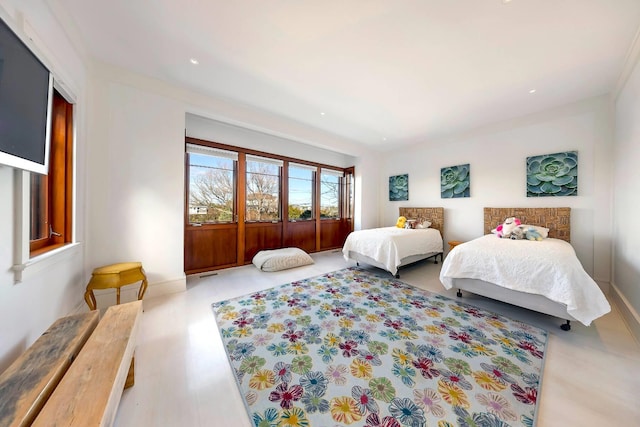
(439, 207, 610, 330)
(342, 207, 444, 278)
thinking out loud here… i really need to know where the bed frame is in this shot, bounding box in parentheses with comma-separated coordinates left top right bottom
(453, 207, 576, 331)
(348, 207, 444, 278)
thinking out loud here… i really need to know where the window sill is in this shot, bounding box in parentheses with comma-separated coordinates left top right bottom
(13, 242, 82, 283)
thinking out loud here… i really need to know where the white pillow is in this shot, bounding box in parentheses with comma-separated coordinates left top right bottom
(252, 247, 314, 272)
(518, 224, 550, 239)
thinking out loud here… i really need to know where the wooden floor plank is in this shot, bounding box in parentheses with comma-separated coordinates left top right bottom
(0, 311, 99, 427)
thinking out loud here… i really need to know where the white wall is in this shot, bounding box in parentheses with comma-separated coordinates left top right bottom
(354, 152, 382, 230)
(379, 96, 613, 288)
(0, 0, 88, 371)
(613, 52, 640, 338)
(86, 77, 188, 299)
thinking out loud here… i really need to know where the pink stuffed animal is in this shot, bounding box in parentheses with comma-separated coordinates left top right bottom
(495, 217, 521, 238)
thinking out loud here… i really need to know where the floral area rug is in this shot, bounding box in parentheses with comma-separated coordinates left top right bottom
(212, 267, 547, 427)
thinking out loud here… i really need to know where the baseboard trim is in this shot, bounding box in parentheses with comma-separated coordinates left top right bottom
(89, 275, 187, 310)
(594, 279, 610, 294)
(70, 300, 89, 315)
(610, 282, 640, 345)
(145, 276, 187, 298)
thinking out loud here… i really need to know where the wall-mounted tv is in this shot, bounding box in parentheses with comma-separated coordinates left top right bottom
(0, 16, 53, 175)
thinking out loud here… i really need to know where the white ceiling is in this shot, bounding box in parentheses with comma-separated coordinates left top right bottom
(54, 0, 640, 151)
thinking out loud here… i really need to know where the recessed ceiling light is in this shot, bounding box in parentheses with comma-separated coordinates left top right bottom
(502, 0, 512, 4)
(382, 137, 387, 141)
(190, 58, 199, 65)
(529, 89, 537, 94)
(320, 112, 325, 116)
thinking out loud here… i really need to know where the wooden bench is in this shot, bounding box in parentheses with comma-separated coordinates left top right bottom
(0, 311, 99, 427)
(0, 300, 142, 427)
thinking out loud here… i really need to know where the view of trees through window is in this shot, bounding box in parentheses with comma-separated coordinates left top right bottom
(188, 152, 235, 223)
(288, 164, 314, 220)
(320, 169, 341, 219)
(246, 157, 281, 221)
(187, 143, 349, 224)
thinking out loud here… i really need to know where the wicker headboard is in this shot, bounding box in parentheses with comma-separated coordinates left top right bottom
(483, 207, 571, 242)
(399, 207, 444, 235)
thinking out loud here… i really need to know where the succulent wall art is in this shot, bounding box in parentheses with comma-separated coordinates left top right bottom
(389, 174, 408, 201)
(441, 164, 470, 198)
(526, 151, 578, 197)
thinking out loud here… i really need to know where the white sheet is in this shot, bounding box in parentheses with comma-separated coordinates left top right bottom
(342, 227, 443, 275)
(439, 234, 611, 326)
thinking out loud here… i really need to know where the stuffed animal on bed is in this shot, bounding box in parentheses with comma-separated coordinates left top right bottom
(524, 226, 543, 241)
(495, 217, 521, 238)
(396, 216, 407, 228)
(405, 219, 417, 229)
(510, 227, 525, 240)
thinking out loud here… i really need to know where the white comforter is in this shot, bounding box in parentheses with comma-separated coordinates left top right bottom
(342, 227, 443, 275)
(439, 235, 611, 326)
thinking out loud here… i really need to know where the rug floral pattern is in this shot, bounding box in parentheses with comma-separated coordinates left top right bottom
(212, 267, 547, 427)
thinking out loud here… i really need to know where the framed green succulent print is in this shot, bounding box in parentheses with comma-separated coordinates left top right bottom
(441, 164, 470, 198)
(389, 174, 408, 201)
(526, 151, 578, 197)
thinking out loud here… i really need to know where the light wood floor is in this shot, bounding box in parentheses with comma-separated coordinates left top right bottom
(114, 250, 640, 426)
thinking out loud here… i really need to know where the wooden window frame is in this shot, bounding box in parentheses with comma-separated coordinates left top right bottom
(184, 137, 355, 269)
(29, 90, 73, 257)
(185, 144, 238, 225)
(184, 139, 353, 222)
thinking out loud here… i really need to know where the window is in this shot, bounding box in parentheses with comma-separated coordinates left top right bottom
(29, 90, 73, 257)
(320, 168, 342, 219)
(183, 137, 355, 272)
(344, 168, 354, 220)
(186, 144, 237, 223)
(288, 163, 315, 220)
(246, 155, 282, 221)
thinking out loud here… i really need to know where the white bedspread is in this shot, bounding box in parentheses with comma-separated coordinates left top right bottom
(342, 227, 443, 275)
(439, 235, 610, 326)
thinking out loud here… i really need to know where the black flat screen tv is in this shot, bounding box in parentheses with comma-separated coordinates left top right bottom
(0, 16, 53, 175)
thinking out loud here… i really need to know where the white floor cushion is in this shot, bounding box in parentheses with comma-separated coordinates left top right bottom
(252, 247, 314, 272)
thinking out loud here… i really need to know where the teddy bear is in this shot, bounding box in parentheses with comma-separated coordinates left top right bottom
(524, 227, 543, 241)
(495, 217, 521, 238)
(396, 216, 407, 228)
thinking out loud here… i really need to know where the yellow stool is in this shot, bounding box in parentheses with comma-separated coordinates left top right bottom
(84, 262, 148, 311)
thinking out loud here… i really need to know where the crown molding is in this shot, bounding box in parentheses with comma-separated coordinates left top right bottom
(614, 24, 640, 100)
